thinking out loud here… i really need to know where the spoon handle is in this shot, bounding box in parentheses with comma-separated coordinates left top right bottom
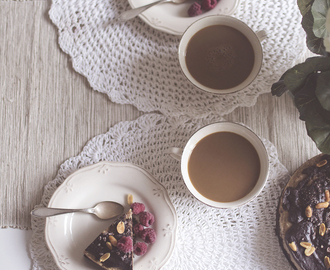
(31, 207, 91, 218)
(119, 0, 167, 21)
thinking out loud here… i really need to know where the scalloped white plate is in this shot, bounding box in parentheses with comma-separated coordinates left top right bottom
(128, 0, 240, 35)
(45, 162, 177, 270)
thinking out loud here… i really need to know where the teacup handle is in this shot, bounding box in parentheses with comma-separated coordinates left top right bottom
(166, 147, 183, 161)
(256, 30, 267, 42)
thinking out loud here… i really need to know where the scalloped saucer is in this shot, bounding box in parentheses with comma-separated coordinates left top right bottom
(45, 162, 177, 270)
(128, 0, 240, 35)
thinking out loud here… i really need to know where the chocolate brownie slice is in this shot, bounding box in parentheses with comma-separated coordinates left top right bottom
(84, 209, 133, 270)
(277, 154, 330, 270)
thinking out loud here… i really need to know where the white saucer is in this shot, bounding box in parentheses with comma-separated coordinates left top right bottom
(45, 162, 177, 270)
(127, 0, 240, 35)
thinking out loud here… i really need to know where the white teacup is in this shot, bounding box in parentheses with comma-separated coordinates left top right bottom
(168, 122, 269, 208)
(178, 15, 266, 94)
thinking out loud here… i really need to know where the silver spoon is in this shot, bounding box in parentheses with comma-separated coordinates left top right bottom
(31, 201, 124, 220)
(119, 0, 187, 22)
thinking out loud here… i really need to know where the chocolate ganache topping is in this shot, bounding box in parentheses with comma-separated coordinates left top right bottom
(283, 155, 330, 270)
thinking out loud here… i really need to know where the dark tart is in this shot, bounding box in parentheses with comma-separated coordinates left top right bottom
(277, 154, 330, 270)
(84, 209, 133, 270)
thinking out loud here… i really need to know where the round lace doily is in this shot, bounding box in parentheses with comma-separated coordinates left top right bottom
(49, 0, 307, 118)
(30, 113, 292, 269)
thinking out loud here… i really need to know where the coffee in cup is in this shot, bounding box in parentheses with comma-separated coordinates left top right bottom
(178, 15, 266, 94)
(167, 122, 269, 208)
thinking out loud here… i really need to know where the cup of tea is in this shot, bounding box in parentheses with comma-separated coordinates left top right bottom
(178, 15, 266, 94)
(167, 122, 269, 208)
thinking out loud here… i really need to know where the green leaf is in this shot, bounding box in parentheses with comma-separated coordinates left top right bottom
(305, 106, 330, 154)
(311, 0, 330, 38)
(271, 72, 289, 96)
(298, 0, 315, 16)
(294, 73, 318, 120)
(316, 70, 330, 110)
(292, 71, 330, 154)
(271, 80, 288, 97)
(302, 8, 327, 55)
(274, 0, 330, 154)
(325, 9, 330, 52)
(283, 57, 330, 95)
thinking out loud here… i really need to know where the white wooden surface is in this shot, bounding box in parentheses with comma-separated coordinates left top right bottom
(0, 0, 320, 229)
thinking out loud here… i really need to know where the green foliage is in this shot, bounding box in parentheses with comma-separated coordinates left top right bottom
(298, 0, 314, 16)
(271, 0, 330, 153)
(302, 8, 327, 55)
(312, 0, 330, 38)
(316, 70, 330, 110)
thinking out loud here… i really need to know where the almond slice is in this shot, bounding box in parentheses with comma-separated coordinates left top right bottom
(300, 242, 312, 248)
(316, 159, 327, 167)
(106, 242, 112, 250)
(305, 246, 316, 257)
(320, 223, 326, 236)
(117, 221, 125, 234)
(100, 253, 110, 262)
(109, 235, 118, 246)
(289, 242, 297, 251)
(326, 190, 330, 203)
(316, 202, 329, 209)
(127, 194, 134, 205)
(305, 206, 313, 218)
(325, 256, 330, 269)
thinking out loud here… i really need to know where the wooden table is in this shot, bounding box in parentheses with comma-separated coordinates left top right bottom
(0, 0, 320, 229)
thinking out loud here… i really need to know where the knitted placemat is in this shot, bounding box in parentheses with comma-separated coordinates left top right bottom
(49, 0, 307, 117)
(30, 113, 292, 269)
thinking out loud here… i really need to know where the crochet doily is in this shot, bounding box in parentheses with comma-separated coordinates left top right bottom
(49, 0, 307, 118)
(30, 113, 292, 269)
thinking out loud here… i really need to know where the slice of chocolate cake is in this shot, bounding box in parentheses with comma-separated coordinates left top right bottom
(277, 154, 330, 270)
(84, 209, 133, 270)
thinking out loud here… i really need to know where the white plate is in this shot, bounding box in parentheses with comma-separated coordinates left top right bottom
(45, 162, 177, 270)
(128, 0, 240, 35)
